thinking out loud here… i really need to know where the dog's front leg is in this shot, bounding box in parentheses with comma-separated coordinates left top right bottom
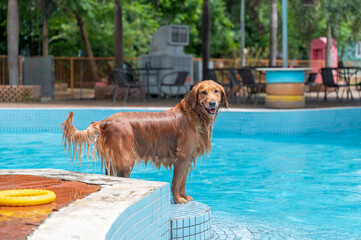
(180, 169, 193, 201)
(171, 155, 189, 204)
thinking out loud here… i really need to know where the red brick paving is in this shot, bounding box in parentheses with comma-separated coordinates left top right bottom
(0, 175, 100, 240)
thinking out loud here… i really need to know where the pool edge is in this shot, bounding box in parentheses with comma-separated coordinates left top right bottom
(0, 169, 171, 240)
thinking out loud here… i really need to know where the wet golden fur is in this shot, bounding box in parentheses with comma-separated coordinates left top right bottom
(61, 80, 228, 204)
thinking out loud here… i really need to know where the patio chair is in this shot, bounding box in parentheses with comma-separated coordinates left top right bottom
(320, 68, 346, 102)
(227, 68, 242, 103)
(207, 69, 218, 82)
(206, 68, 231, 98)
(338, 67, 361, 101)
(112, 68, 145, 103)
(305, 72, 319, 101)
(237, 67, 265, 104)
(158, 71, 189, 98)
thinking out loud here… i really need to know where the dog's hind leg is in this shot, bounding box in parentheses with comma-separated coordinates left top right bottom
(113, 144, 135, 178)
(180, 169, 193, 201)
(105, 163, 117, 176)
(104, 152, 134, 177)
(102, 128, 135, 178)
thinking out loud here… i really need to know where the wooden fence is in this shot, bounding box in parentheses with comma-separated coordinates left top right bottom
(0, 55, 327, 98)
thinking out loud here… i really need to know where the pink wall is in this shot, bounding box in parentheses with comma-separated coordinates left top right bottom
(311, 37, 338, 83)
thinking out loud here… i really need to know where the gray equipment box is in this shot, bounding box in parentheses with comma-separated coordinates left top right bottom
(22, 56, 55, 100)
(140, 25, 193, 95)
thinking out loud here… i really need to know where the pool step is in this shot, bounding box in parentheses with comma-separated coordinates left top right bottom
(171, 201, 212, 240)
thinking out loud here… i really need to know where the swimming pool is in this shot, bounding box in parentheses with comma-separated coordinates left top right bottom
(1, 108, 361, 239)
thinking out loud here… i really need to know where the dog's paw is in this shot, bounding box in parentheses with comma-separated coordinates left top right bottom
(180, 192, 194, 202)
(174, 197, 188, 204)
(182, 194, 193, 201)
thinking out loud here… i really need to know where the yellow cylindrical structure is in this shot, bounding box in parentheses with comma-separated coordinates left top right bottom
(265, 95, 305, 108)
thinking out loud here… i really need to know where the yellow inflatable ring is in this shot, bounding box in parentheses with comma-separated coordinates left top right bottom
(0, 189, 56, 206)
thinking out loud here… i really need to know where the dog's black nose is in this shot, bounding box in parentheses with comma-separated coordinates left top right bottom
(209, 101, 216, 108)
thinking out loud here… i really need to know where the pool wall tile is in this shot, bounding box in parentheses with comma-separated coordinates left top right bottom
(1, 108, 361, 137)
(170, 201, 212, 240)
(106, 184, 171, 240)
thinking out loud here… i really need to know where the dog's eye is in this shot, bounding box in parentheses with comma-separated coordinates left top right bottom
(214, 90, 219, 93)
(201, 91, 207, 95)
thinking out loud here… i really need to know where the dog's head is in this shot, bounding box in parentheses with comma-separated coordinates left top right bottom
(185, 80, 229, 118)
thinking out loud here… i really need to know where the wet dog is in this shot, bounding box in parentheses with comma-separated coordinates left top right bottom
(61, 80, 228, 204)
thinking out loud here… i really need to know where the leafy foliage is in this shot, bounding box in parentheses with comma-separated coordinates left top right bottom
(0, 0, 360, 59)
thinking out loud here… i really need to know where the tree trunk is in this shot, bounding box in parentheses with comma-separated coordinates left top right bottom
(325, 21, 332, 68)
(114, 0, 123, 69)
(201, 0, 211, 80)
(269, 0, 277, 66)
(7, 0, 19, 86)
(240, 0, 245, 67)
(39, 0, 49, 56)
(42, 16, 49, 56)
(75, 12, 99, 81)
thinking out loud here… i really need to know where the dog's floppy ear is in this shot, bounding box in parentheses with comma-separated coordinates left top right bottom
(185, 83, 199, 110)
(220, 86, 229, 109)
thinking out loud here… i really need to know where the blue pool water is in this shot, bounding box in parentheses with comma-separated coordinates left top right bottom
(1, 130, 361, 239)
(1, 108, 361, 239)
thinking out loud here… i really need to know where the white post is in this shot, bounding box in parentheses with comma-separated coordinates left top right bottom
(282, 0, 288, 68)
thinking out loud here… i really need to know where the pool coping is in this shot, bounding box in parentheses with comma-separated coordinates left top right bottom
(0, 169, 170, 240)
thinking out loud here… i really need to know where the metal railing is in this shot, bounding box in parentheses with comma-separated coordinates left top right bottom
(0, 55, 327, 99)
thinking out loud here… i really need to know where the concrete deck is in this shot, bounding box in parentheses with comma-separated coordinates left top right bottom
(0, 169, 169, 240)
(0, 174, 100, 240)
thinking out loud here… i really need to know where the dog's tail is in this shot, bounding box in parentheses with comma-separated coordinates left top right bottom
(61, 112, 102, 171)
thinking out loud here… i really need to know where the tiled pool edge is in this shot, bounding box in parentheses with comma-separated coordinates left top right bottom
(171, 201, 212, 240)
(0, 169, 171, 240)
(1, 107, 361, 136)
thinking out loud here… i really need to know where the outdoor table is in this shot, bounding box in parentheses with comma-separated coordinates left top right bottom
(138, 66, 173, 98)
(256, 67, 313, 108)
(337, 67, 360, 101)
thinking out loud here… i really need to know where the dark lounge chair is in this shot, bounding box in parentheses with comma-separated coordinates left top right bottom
(237, 67, 265, 104)
(158, 71, 189, 98)
(112, 68, 145, 103)
(320, 68, 346, 101)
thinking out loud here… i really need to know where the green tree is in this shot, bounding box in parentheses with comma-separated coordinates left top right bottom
(269, 0, 277, 66)
(2, 0, 361, 63)
(225, 0, 270, 59)
(114, 0, 123, 69)
(320, 0, 360, 66)
(122, 1, 159, 57)
(288, 1, 320, 59)
(56, 0, 100, 80)
(153, 0, 235, 58)
(202, 0, 210, 80)
(38, 0, 57, 56)
(0, 3, 7, 54)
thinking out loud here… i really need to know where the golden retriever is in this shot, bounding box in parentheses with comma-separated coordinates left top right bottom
(61, 80, 228, 204)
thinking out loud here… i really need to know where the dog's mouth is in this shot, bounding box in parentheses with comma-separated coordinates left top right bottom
(205, 107, 217, 115)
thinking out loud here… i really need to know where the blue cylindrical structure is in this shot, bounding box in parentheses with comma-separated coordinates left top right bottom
(256, 67, 312, 108)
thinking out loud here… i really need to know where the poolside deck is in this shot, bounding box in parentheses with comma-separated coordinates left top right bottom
(0, 174, 100, 240)
(0, 169, 170, 240)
